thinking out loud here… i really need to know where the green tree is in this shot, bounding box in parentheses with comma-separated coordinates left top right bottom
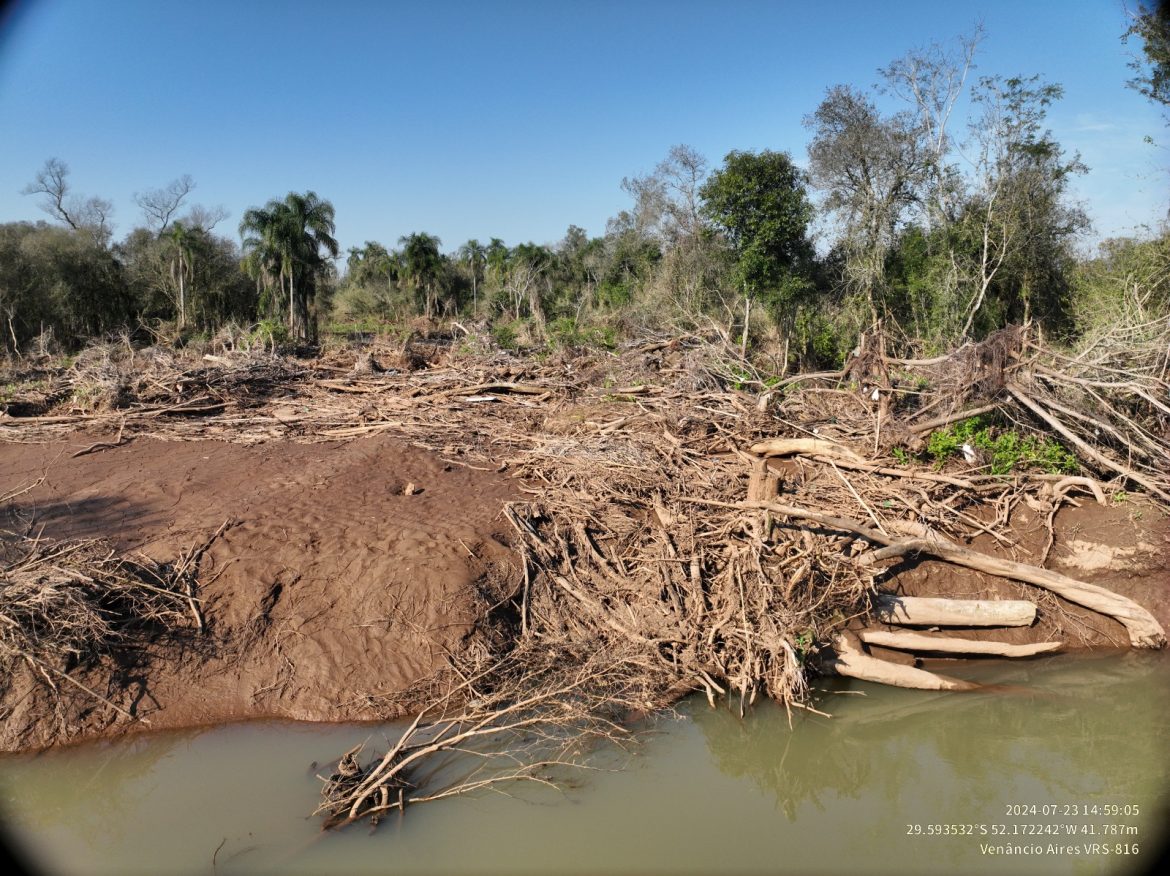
(0, 221, 130, 346)
(1125, 0, 1170, 111)
(699, 149, 815, 344)
(240, 191, 339, 341)
(167, 220, 196, 328)
(485, 238, 509, 287)
(954, 75, 1087, 337)
(457, 239, 487, 314)
(806, 85, 927, 323)
(398, 232, 445, 318)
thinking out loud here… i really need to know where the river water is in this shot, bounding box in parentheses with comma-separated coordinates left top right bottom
(1, 652, 1167, 876)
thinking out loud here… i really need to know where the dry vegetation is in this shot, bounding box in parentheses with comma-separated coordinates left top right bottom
(2, 315, 1168, 828)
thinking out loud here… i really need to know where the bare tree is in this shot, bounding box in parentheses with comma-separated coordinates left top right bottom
(879, 27, 983, 231)
(183, 203, 229, 233)
(133, 175, 195, 232)
(619, 144, 711, 246)
(21, 158, 113, 245)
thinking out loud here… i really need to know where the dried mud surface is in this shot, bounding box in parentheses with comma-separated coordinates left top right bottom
(0, 433, 520, 752)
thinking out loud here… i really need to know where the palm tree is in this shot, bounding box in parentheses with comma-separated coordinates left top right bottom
(168, 220, 195, 328)
(457, 239, 487, 315)
(398, 232, 444, 318)
(240, 191, 339, 340)
(239, 204, 289, 322)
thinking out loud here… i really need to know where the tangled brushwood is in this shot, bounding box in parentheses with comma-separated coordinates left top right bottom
(311, 321, 1167, 829)
(3, 318, 1168, 828)
(0, 535, 200, 728)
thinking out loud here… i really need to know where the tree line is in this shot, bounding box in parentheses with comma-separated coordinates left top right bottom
(2, 12, 1167, 364)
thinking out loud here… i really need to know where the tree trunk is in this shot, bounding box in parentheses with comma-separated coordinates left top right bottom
(287, 270, 294, 332)
(873, 594, 1036, 627)
(178, 256, 186, 329)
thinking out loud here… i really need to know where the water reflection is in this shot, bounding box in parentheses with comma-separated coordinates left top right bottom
(695, 652, 1170, 873)
(0, 654, 1167, 876)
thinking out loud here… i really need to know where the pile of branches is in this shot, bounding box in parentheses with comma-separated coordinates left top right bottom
(314, 324, 1168, 828)
(0, 339, 313, 425)
(318, 646, 653, 829)
(0, 534, 201, 726)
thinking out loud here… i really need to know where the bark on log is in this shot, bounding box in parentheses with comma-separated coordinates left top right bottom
(859, 630, 1061, 657)
(873, 594, 1037, 627)
(824, 635, 978, 691)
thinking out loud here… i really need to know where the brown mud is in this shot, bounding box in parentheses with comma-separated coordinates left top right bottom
(0, 433, 520, 751)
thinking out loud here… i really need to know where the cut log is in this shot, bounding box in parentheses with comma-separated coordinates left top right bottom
(859, 630, 1061, 657)
(746, 457, 780, 502)
(824, 635, 978, 691)
(748, 438, 864, 461)
(874, 594, 1037, 628)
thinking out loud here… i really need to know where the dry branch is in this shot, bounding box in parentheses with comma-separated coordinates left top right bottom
(749, 438, 865, 460)
(1006, 383, 1170, 503)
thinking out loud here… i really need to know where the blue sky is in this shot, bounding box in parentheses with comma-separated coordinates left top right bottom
(0, 0, 1165, 259)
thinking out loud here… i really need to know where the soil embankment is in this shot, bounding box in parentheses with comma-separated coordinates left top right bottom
(0, 433, 520, 751)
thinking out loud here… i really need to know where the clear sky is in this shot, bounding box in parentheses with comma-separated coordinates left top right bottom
(0, 0, 1165, 259)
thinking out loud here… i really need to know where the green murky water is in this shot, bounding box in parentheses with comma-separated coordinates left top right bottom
(1, 652, 1167, 876)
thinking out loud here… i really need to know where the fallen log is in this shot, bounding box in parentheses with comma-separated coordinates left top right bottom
(824, 635, 978, 691)
(873, 594, 1037, 628)
(748, 438, 864, 461)
(859, 630, 1061, 657)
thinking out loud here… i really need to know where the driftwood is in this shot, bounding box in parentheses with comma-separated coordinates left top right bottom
(861, 535, 1165, 649)
(734, 500, 1165, 650)
(873, 594, 1037, 627)
(749, 438, 864, 461)
(859, 630, 1061, 657)
(824, 635, 978, 691)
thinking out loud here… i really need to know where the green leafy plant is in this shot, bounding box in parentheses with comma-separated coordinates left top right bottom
(490, 319, 521, 351)
(923, 415, 1078, 475)
(248, 318, 290, 351)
